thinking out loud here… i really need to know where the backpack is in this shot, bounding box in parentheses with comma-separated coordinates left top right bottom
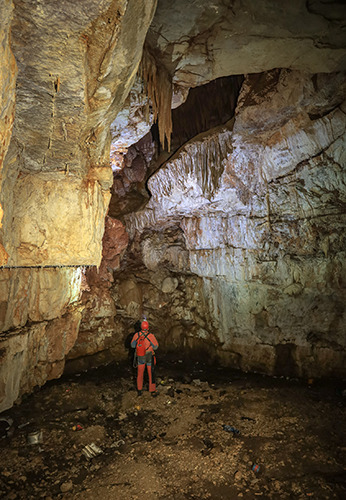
(136, 332, 149, 357)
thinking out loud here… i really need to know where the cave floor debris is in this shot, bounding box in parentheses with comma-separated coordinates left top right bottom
(0, 360, 345, 499)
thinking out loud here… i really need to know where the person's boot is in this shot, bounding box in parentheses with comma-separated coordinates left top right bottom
(137, 390, 143, 397)
(151, 391, 158, 397)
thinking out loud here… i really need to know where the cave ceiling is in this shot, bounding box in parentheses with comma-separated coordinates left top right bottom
(110, 0, 346, 227)
(111, 0, 346, 156)
(147, 0, 346, 87)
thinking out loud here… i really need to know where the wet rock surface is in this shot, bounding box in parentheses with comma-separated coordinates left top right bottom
(0, 361, 345, 499)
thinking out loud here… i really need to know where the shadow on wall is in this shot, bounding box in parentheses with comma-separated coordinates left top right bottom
(274, 343, 297, 377)
(124, 320, 141, 360)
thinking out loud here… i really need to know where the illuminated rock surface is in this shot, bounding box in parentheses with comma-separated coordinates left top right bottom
(0, 306, 82, 412)
(0, 267, 82, 332)
(0, 267, 83, 411)
(0, 0, 156, 267)
(112, 70, 346, 379)
(0, 0, 16, 266)
(0, 0, 345, 411)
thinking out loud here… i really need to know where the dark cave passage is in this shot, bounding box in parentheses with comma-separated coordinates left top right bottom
(151, 74, 244, 155)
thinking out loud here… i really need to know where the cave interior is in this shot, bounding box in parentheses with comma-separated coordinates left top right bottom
(0, 0, 346, 498)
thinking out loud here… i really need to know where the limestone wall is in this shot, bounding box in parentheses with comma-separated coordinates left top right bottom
(0, 0, 16, 266)
(116, 70, 346, 378)
(0, 0, 157, 267)
(0, 267, 83, 412)
(0, 0, 156, 410)
(65, 217, 129, 372)
(0, 305, 82, 412)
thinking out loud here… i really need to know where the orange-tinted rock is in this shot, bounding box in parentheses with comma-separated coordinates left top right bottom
(44, 308, 82, 363)
(86, 217, 129, 286)
(0, 0, 17, 265)
(67, 217, 129, 363)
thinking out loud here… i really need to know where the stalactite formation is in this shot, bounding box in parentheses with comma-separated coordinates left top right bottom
(140, 43, 173, 152)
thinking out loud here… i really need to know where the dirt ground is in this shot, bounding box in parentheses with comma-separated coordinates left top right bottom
(0, 359, 345, 499)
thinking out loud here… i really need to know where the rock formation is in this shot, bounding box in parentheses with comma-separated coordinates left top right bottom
(0, 0, 17, 266)
(103, 69, 346, 379)
(0, 0, 156, 411)
(1, 0, 156, 267)
(66, 216, 129, 372)
(0, 0, 345, 411)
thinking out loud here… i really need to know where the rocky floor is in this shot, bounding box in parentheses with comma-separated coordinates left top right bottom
(0, 359, 345, 499)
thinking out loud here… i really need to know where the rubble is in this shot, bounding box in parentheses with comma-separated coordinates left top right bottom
(0, 360, 344, 499)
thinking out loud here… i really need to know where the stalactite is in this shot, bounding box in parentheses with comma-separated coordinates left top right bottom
(140, 43, 173, 151)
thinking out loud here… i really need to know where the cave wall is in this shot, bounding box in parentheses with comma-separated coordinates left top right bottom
(0, 0, 157, 266)
(99, 69, 346, 378)
(0, 0, 17, 266)
(0, 267, 83, 411)
(0, 303, 83, 412)
(0, 0, 157, 412)
(66, 217, 129, 373)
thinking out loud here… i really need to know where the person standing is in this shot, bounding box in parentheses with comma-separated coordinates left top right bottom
(131, 320, 158, 396)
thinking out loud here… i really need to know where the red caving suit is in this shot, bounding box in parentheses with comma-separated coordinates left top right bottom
(131, 330, 158, 393)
